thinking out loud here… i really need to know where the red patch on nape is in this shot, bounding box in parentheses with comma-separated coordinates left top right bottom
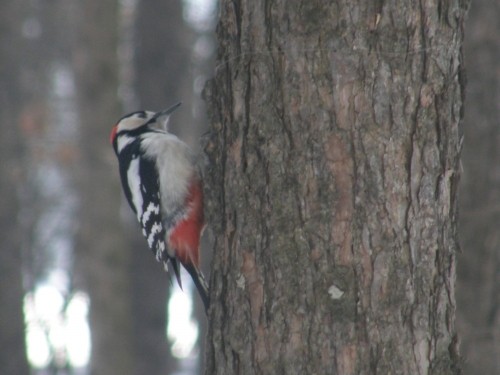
(168, 179, 204, 267)
(110, 125, 118, 144)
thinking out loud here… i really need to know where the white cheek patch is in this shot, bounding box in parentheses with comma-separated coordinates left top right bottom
(117, 134, 134, 153)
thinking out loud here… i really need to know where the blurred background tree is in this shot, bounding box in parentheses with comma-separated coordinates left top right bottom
(73, 1, 135, 375)
(457, 0, 500, 373)
(0, 1, 215, 375)
(0, 1, 31, 374)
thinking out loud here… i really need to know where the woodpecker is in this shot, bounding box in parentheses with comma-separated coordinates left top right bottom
(110, 102, 209, 311)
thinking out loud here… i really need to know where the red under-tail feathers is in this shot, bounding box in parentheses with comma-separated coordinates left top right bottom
(168, 178, 209, 311)
(168, 178, 204, 266)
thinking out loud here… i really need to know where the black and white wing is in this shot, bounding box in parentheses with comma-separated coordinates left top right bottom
(118, 142, 181, 283)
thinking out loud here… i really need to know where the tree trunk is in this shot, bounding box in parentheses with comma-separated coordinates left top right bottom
(0, 111, 30, 375)
(204, 1, 467, 374)
(73, 1, 134, 374)
(457, 0, 500, 373)
(0, 2, 32, 374)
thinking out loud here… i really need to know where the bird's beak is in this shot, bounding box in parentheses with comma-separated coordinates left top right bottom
(151, 102, 182, 122)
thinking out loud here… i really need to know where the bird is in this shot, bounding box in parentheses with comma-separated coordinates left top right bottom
(110, 102, 209, 311)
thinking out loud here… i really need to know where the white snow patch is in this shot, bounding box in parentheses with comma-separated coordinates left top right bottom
(328, 285, 344, 300)
(236, 274, 245, 289)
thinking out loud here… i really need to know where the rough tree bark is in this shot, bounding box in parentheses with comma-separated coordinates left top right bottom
(204, 1, 467, 374)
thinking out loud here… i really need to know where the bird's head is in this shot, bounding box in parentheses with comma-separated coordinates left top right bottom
(110, 102, 181, 153)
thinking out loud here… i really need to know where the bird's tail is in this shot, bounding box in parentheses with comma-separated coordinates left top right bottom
(183, 263, 210, 313)
(168, 258, 183, 290)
